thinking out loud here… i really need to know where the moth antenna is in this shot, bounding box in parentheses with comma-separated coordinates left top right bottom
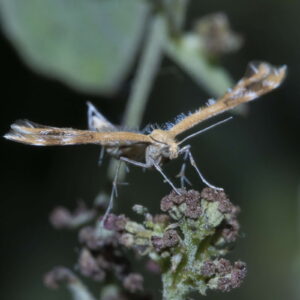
(178, 117, 233, 145)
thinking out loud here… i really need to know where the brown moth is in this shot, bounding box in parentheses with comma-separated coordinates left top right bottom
(4, 62, 286, 194)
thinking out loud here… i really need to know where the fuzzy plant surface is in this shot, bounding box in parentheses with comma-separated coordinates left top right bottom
(45, 188, 246, 300)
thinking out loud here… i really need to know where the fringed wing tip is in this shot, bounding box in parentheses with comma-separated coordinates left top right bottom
(3, 120, 54, 146)
(278, 64, 288, 73)
(262, 63, 287, 90)
(247, 61, 287, 87)
(274, 64, 287, 83)
(4, 122, 24, 141)
(3, 132, 15, 141)
(3, 130, 32, 145)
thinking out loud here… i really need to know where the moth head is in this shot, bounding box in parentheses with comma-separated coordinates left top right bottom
(149, 129, 179, 159)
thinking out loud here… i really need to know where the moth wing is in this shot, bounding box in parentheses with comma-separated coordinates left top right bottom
(4, 120, 152, 147)
(4, 120, 90, 146)
(168, 62, 286, 137)
(87, 102, 116, 132)
(234, 61, 287, 97)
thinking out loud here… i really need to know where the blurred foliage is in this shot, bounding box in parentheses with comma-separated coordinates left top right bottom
(0, 0, 149, 94)
(0, 0, 237, 99)
(165, 34, 234, 97)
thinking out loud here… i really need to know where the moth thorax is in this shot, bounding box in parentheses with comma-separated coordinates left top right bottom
(150, 129, 178, 159)
(150, 129, 175, 144)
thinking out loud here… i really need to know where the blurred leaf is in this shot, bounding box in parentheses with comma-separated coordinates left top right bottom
(0, 0, 149, 94)
(165, 33, 234, 97)
(165, 33, 248, 114)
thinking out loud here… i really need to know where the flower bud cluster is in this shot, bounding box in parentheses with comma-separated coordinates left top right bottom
(201, 258, 247, 292)
(46, 201, 147, 300)
(116, 188, 246, 298)
(45, 188, 245, 300)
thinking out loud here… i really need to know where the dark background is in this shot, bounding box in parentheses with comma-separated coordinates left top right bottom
(1, 0, 300, 299)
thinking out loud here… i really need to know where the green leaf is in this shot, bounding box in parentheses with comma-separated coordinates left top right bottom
(0, 0, 149, 94)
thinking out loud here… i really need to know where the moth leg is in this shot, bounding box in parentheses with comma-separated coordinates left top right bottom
(100, 161, 122, 228)
(176, 162, 192, 189)
(124, 164, 130, 173)
(98, 147, 105, 166)
(187, 149, 224, 191)
(153, 162, 181, 195)
(119, 156, 150, 168)
(120, 157, 181, 195)
(177, 145, 192, 188)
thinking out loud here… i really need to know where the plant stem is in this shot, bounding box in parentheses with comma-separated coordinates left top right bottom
(165, 0, 189, 37)
(123, 14, 166, 128)
(107, 14, 167, 181)
(67, 279, 96, 300)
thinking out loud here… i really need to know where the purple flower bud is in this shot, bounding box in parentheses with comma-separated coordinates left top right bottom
(44, 266, 77, 289)
(123, 273, 144, 292)
(78, 248, 105, 281)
